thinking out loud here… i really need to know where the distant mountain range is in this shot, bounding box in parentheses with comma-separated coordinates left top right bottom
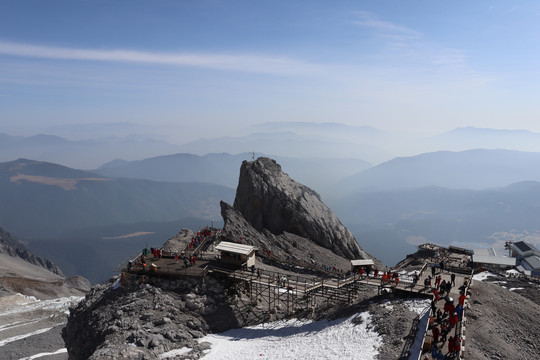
(95, 152, 372, 196)
(332, 181, 540, 265)
(426, 126, 540, 152)
(175, 131, 392, 164)
(6, 124, 540, 172)
(0, 159, 234, 238)
(338, 149, 540, 194)
(0, 133, 184, 169)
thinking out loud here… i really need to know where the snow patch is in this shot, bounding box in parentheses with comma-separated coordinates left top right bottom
(199, 312, 381, 360)
(0, 294, 38, 309)
(379, 300, 394, 311)
(159, 347, 191, 359)
(0, 319, 41, 333)
(0, 327, 52, 347)
(19, 348, 67, 359)
(0, 295, 83, 317)
(472, 271, 498, 281)
(111, 278, 121, 290)
(505, 269, 520, 276)
(509, 288, 524, 291)
(403, 299, 431, 315)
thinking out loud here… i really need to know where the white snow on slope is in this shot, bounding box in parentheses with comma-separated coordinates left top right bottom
(404, 299, 431, 315)
(19, 348, 67, 360)
(0, 327, 52, 347)
(198, 312, 381, 360)
(472, 271, 498, 281)
(159, 347, 191, 359)
(0, 294, 83, 316)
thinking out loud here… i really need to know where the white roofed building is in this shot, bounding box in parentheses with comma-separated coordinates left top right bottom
(472, 254, 516, 270)
(351, 259, 375, 272)
(215, 241, 257, 268)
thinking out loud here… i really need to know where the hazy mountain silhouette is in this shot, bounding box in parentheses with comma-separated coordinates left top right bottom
(332, 181, 540, 265)
(338, 149, 540, 194)
(426, 126, 540, 152)
(176, 131, 392, 164)
(0, 159, 234, 238)
(0, 133, 184, 169)
(95, 152, 372, 196)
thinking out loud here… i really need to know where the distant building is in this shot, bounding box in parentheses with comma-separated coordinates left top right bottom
(507, 241, 540, 276)
(215, 241, 257, 268)
(448, 245, 474, 256)
(351, 259, 375, 272)
(509, 241, 540, 258)
(472, 253, 516, 270)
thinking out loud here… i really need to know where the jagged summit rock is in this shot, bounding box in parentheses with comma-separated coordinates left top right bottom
(226, 157, 372, 261)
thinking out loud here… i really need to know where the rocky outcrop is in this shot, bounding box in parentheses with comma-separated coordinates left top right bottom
(63, 274, 281, 360)
(0, 227, 90, 299)
(220, 201, 356, 271)
(0, 227, 64, 276)
(230, 157, 372, 260)
(162, 228, 195, 253)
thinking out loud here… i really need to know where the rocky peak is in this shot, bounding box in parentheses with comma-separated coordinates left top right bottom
(0, 227, 64, 277)
(230, 157, 369, 260)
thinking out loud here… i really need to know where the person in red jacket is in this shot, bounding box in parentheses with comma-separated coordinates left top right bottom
(459, 293, 467, 306)
(432, 288, 440, 301)
(449, 312, 459, 328)
(448, 335, 455, 354)
(432, 325, 440, 343)
(454, 336, 461, 355)
(446, 302, 455, 316)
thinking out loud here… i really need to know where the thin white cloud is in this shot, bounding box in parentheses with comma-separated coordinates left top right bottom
(352, 11, 422, 39)
(0, 41, 320, 75)
(351, 11, 467, 68)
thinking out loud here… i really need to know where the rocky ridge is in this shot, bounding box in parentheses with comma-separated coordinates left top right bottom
(0, 227, 64, 277)
(0, 227, 91, 360)
(63, 276, 228, 360)
(231, 158, 370, 260)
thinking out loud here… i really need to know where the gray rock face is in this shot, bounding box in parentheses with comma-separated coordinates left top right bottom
(0, 227, 64, 276)
(62, 275, 274, 360)
(220, 201, 356, 271)
(162, 228, 195, 253)
(232, 157, 370, 260)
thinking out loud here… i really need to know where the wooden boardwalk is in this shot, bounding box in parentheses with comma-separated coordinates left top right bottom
(122, 238, 473, 359)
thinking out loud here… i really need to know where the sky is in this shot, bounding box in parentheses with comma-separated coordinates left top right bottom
(2, 0, 540, 143)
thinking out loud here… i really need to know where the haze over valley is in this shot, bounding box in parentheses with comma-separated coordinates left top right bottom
(3, 123, 540, 281)
(4, 3, 540, 360)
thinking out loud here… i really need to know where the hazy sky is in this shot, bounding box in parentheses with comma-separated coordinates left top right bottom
(2, 1, 540, 142)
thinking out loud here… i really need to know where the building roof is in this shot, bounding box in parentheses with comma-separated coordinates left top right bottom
(472, 255, 516, 267)
(514, 241, 535, 253)
(215, 241, 256, 256)
(351, 259, 375, 267)
(522, 255, 540, 270)
(473, 248, 497, 256)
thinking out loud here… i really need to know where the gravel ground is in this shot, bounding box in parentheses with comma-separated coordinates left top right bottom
(1, 324, 68, 360)
(464, 278, 540, 360)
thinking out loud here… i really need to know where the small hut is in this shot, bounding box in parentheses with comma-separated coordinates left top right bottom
(215, 241, 256, 268)
(351, 259, 375, 273)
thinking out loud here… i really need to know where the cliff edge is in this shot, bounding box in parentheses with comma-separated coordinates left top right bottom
(225, 157, 375, 262)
